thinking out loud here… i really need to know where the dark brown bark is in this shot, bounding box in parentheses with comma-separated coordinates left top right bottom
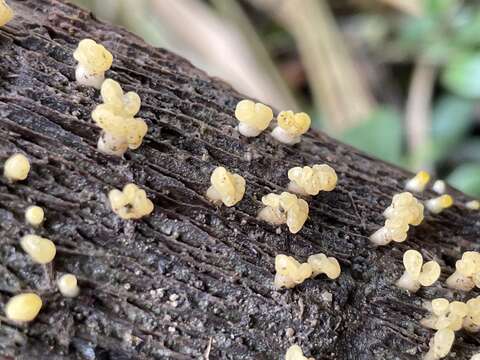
(0, 1, 479, 359)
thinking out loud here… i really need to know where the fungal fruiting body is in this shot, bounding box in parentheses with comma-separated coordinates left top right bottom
(424, 329, 455, 360)
(472, 355, 480, 360)
(108, 183, 154, 219)
(463, 296, 480, 333)
(307, 253, 341, 279)
(3, 153, 30, 182)
(92, 79, 148, 156)
(73, 39, 113, 88)
(405, 170, 430, 192)
(25, 205, 44, 227)
(57, 274, 80, 298)
(287, 165, 337, 196)
(274, 255, 312, 289)
(396, 250, 440, 292)
(446, 251, 480, 291)
(421, 299, 469, 331)
(20, 235, 56, 264)
(370, 192, 424, 246)
(285, 345, 312, 360)
(234, 99, 273, 137)
(271, 111, 311, 145)
(465, 200, 480, 210)
(0, 0, 13, 26)
(206, 167, 245, 207)
(432, 180, 446, 194)
(426, 195, 454, 214)
(258, 192, 309, 234)
(5, 293, 42, 322)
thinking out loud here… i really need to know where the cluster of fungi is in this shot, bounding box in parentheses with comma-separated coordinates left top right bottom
(0, 1, 479, 359)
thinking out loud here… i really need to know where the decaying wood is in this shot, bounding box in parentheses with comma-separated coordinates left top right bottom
(0, 1, 478, 359)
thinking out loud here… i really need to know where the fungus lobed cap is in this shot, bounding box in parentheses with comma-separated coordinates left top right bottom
(5, 293, 42, 322)
(234, 99, 273, 131)
(210, 167, 246, 207)
(73, 39, 113, 73)
(0, 0, 13, 26)
(277, 111, 311, 136)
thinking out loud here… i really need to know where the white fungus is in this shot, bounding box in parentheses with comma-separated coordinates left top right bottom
(432, 180, 446, 194)
(108, 183, 154, 220)
(421, 298, 469, 331)
(274, 254, 312, 289)
(0, 0, 13, 26)
(73, 39, 113, 88)
(396, 250, 440, 292)
(206, 166, 245, 207)
(287, 164, 337, 196)
(3, 153, 30, 182)
(307, 253, 341, 279)
(4, 293, 42, 322)
(20, 234, 56, 264)
(425, 195, 454, 214)
(57, 274, 80, 298)
(465, 200, 480, 210)
(271, 111, 311, 145)
(446, 251, 480, 291)
(424, 329, 455, 360)
(405, 170, 430, 192)
(285, 344, 312, 360)
(25, 205, 44, 227)
(234, 99, 273, 137)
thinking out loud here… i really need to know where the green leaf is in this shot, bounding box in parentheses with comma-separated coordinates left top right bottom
(423, 0, 458, 16)
(442, 53, 480, 98)
(340, 108, 402, 165)
(447, 163, 480, 196)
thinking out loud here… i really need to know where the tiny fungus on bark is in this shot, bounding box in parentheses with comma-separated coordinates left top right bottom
(287, 164, 337, 196)
(271, 111, 311, 145)
(405, 170, 430, 192)
(234, 99, 273, 137)
(274, 254, 312, 289)
(206, 166, 245, 207)
(25, 205, 44, 227)
(446, 251, 480, 291)
(396, 250, 440, 292)
(258, 192, 309, 234)
(465, 200, 480, 210)
(92, 79, 148, 156)
(285, 344, 312, 360)
(73, 39, 113, 88)
(4, 293, 42, 322)
(57, 274, 80, 298)
(464, 296, 480, 333)
(108, 183, 154, 220)
(0, 0, 13, 26)
(421, 298, 469, 331)
(471, 355, 480, 360)
(424, 328, 455, 360)
(20, 234, 56, 264)
(307, 253, 341, 279)
(432, 180, 446, 194)
(3, 153, 30, 182)
(425, 195, 454, 214)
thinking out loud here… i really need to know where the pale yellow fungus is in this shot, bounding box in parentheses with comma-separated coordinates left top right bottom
(466, 200, 480, 210)
(432, 180, 446, 194)
(370, 192, 424, 246)
(274, 255, 312, 289)
(463, 297, 480, 333)
(258, 192, 309, 234)
(234, 99, 273, 137)
(426, 195, 454, 214)
(307, 253, 341, 279)
(271, 111, 311, 145)
(405, 170, 430, 192)
(0, 0, 13, 26)
(108, 183, 154, 220)
(25, 205, 44, 227)
(421, 299, 469, 331)
(57, 274, 79, 298)
(5, 293, 42, 322)
(20, 235, 56, 264)
(424, 329, 455, 360)
(206, 167, 245, 207)
(92, 79, 148, 156)
(285, 344, 312, 360)
(3, 153, 30, 182)
(446, 251, 480, 291)
(287, 164, 337, 196)
(73, 39, 113, 88)
(471, 354, 480, 360)
(396, 250, 440, 292)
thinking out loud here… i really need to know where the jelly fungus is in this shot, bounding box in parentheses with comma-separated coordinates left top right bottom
(466, 200, 480, 210)
(57, 274, 80, 298)
(25, 205, 44, 227)
(258, 192, 309, 234)
(424, 329, 455, 360)
(421, 298, 469, 331)
(108, 183, 154, 220)
(370, 192, 424, 246)
(307, 253, 341, 279)
(20, 235, 56, 264)
(396, 250, 440, 292)
(3, 153, 30, 182)
(426, 195, 454, 214)
(287, 164, 337, 196)
(285, 345, 312, 360)
(463, 296, 480, 333)
(274, 255, 312, 289)
(471, 355, 480, 360)
(432, 180, 446, 194)
(405, 170, 430, 192)
(446, 251, 480, 291)
(271, 111, 311, 145)
(0, 0, 13, 26)
(234, 100, 273, 137)
(92, 79, 148, 156)
(206, 167, 246, 207)
(73, 39, 113, 88)
(5, 293, 42, 322)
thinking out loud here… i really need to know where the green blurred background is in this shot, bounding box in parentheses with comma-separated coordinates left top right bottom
(73, 0, 480, 197)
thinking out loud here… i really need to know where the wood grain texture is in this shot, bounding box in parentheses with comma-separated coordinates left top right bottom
(0, 1, 479, 359)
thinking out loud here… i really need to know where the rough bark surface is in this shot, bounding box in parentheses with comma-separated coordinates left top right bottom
(0, 1, 479, 359)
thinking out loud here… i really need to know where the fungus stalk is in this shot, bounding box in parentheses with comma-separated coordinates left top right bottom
(206, 167, 245, 207)
(108, 183, 154, 220)
(25, 205, 44, 227)
(271, 111, 311, 145)
(73, 39, 113, 88)
(463, 297, 480, 333)
(0, 0, 13, 26)
(258, 192, 309, 234)
(287, 164, 337, 196)
(274, 255, 312, 289)
(20, 234, 56, 264)
(234, 99, 273, 137)
(425, 195, 453, 214)
(432, 180, 446, 194)
(405, 170, 430, 192)
(57, 274, 80, 298)
(4, 293, 42, 322)
(3, 153, 30, 182)
(92, 79, 148, 156)
(424, 329, 455, 360)
(396, 250, 440, 292)
(307, 253, 341, 280)
(421, 299, 469, 332)
(446, 251, 480, 291)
